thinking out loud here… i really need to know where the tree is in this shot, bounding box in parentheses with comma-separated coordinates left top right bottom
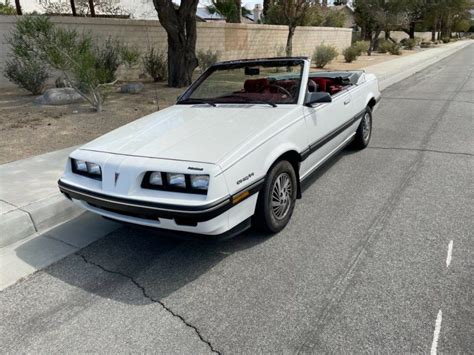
(14, 0, 21, 15)
(88, 0, 95, 16)
(263, 0, 273, 16)
(208, 0, 241, 23)
(153, 0, 199, 87)
(264, 0, 320, 57)
(354, 0, 405, 55)
(70, 0, 77, 16)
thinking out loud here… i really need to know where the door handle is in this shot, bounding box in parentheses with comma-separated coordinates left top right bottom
(344, 98, 351, 105)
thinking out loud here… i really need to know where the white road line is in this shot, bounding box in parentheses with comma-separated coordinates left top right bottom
(446, 240, 453, 267)
(430, 309, 443, 355)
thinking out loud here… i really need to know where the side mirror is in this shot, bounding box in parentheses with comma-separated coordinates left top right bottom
(304, 92, 332, 107)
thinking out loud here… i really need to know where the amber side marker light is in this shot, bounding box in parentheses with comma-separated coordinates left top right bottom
(232, 190, 250, 205)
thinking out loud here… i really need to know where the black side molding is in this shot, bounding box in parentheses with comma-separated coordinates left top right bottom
(300, 109, 366, 161)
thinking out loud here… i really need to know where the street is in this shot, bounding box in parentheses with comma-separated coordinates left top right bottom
(1, 44, 472, 353)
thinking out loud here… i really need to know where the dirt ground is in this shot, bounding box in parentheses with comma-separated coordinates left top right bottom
(0, 82, 182, 164)
(0, 47, 429, 164)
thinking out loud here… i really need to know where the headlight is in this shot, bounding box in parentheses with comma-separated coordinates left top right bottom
(74, 160, 87, 172)
(87, 162, 101, 176)
(142, 171, 209, 194)
(71, 158, 102, 180)
(167, 173, 186, 188)
(190, 174, 209, 190)
(149, 172, 163, 186)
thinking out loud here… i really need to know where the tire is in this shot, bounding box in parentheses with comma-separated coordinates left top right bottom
(351, 106, 372, 149)
(254, 160, 297, 233)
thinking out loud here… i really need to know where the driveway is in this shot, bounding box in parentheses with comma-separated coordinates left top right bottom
(1, 45, 472, 353)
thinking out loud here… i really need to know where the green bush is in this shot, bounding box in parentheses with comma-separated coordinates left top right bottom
(142, 47, 167, 82)
(352, 40, 369, 55)
(197, 49, 220, 72)
(377, 39, 392, 53)
(94, 38, 122, 84)
(441, 37, 450, 43)
(0, 0, 16, 15)
(312, 44, 338, 68)
(388, 43, 402, 55)
(403, 38, 417, 50)
(3, 57, 49, 94)
(343, 46, 359, 63)
(120, 45, 140, 69)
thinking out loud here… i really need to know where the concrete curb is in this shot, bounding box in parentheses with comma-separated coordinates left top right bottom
(0, 146, 82, 249)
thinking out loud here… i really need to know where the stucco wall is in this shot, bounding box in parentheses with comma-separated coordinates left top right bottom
(0, 15, 352, 88)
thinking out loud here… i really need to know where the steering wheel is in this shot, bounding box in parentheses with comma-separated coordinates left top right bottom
(269, 84, 292, 97)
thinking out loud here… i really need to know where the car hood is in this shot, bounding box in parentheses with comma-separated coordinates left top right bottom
(80, 104, 298, 165)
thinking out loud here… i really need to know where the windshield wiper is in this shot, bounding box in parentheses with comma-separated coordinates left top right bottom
(227, 96, 277, 107)
(178, 98, 216, 107)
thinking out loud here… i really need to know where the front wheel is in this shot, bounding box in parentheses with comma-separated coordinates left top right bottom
(254, 160, 297, 233)
(351, 107, 372, 149)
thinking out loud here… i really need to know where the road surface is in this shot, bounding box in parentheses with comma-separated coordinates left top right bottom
(1, 44, 473, 353)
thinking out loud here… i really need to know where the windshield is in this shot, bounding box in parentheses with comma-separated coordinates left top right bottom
(179, 61, 304, 106)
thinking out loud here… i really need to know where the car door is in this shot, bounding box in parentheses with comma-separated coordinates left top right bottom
(300, 88, 353, 180)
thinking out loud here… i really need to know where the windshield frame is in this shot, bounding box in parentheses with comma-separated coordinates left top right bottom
(177, 58, 307, 106)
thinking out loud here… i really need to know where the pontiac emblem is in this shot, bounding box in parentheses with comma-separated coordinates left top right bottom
(114, 172, 120, 186)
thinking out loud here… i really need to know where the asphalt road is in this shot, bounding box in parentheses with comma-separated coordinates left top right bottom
(1, 45, 473, 353)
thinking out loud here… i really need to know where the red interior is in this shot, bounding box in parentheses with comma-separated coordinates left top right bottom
(311, 77, 346, 95)
(238, 77, 348, 103)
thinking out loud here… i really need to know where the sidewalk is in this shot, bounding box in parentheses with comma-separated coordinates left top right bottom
(0, 146, 82, 248)
(0, 39, 472, 290)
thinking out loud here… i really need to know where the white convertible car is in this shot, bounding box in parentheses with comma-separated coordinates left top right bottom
(58, 57, 380, 238)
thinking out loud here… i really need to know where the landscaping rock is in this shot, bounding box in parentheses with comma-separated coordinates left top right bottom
(55, 76, 70, 88)
(120, 82, 144, 94)
(35, 88, 83, 106)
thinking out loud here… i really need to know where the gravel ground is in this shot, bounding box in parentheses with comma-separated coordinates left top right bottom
(0, 82, 182, 164)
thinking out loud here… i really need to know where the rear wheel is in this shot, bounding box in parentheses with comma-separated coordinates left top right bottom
(351, 106, 372, 149)
(254, 160, 297, 233)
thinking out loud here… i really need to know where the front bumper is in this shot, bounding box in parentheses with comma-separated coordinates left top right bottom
(58, 178, 264, 234)
(59, 179, 233, 224)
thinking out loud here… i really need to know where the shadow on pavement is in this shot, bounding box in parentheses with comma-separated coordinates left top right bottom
(13, 146, 355, 304)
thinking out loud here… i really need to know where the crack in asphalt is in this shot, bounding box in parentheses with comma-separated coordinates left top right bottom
(76, 253, 221, 355)
(296, 52, 472, 353)
(368, 146, 474, 158)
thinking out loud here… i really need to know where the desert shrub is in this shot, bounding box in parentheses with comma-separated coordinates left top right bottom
(420, 41, 432, 48)
(352, 40, 370, 55)
(94, 38, 122, 84)
(5, 16, 139, 111)
(441, 37, 450, 43)
(403, 38, 417, 50)
(377, 39, 392, 53)
(388, 43, 402, 55)
(0, 0, 16, 14)
(312, 44, 338, 69)
(343, 46, 359, 63)
(3, 57, 49, 94)
(197, 49, 220, 72)
(120, 45, 140, 68)
(142, 47, 167, 82)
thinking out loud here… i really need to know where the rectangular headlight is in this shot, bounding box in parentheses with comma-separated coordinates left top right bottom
(149, 172, 163, 186)
(86, 162, 101, 175)
(74, 159, 87, 172)
(167, 173, 186, 188)
(190, 174, 209, 190)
